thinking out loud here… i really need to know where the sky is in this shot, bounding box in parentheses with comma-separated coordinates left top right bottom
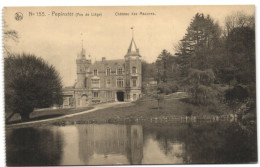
(3, 6, 255, 87)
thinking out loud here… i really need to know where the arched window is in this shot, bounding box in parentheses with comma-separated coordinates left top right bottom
(117, 67, 123, 75)
(106, 67, 111, 76)
(132, 66, 137, 74)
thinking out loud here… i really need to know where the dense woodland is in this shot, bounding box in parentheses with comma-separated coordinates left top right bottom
(142, 12, 255, 118)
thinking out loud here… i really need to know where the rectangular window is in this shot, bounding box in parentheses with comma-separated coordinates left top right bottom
(94, 69, 98, 76)
(117, 67, 123, 75)
(106, 79, 111, 85)
(132, 67, 137, 74)
(117, 78, 124, 87)
(93, 91, 99, 98)
(106, 68, 110, 76)
(133, 78, 137, 87)
(91, 79, 100, 88)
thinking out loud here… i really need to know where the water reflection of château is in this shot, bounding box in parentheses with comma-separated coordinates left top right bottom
(77, 124, 143, 165)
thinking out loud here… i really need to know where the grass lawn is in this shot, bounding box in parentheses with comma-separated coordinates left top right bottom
(6, 106, 93, 125)
(58, 95, 229, 124)
(6, 93, 232, 127)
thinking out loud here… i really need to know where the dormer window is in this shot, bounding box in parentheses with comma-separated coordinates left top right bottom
(94, 69, 98, 76)
(106, 67, 111, 76)
(132, 66, 137, 74)
(117, 67, 123, 75)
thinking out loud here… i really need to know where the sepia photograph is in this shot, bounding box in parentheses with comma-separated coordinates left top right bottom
(3, 5, 257, 165)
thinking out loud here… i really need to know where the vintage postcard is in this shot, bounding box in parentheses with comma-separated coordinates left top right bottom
(3, 6, 256, 166)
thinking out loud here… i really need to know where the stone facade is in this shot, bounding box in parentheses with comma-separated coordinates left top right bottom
(63, 37, 142, 108)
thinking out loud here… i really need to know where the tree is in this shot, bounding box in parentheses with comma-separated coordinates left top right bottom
(186, 69, 216, 105)
(152, 93, 164, 110)
(217, 12, 255, 86)
(141, 60, 156, 81)
(155, 49, 176, 83)
(226, 27, 255, 85)
(224, 11, 255, 37)
(175, 13, 222, 78)
(5, 54, 63, 122)
(3, 21, 19, 56)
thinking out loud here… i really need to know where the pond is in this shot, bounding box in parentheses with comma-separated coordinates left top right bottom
(6, 121, 257, 165)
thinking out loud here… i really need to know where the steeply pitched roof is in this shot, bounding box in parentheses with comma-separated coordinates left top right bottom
(126, 38, 141, 57)
(128, 38, 138, 53)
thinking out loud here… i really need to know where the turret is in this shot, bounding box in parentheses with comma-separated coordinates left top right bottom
(76, 48, 91, 88)
(125, 28, 142, 101)
(125, 37, 142, 77)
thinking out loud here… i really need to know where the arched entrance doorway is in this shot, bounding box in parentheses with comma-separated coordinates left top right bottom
(117, 91, 124, 102)
(80, 94, 88, 107)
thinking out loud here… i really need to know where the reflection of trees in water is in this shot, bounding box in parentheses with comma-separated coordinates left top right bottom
(77, 124, 143, 165)
(6, 127, 64, 166)
(181, 122, 257, 163)
(143, 123, 188, 163)
(143, 122, 257, 164)
(6, 121, 256, 165)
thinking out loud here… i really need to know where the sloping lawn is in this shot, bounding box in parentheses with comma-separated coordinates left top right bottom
(59, 95, 228, 123)
(6, 106, 93, 125)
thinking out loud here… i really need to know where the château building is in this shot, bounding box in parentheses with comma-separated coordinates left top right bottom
(62, 36, 142, 108)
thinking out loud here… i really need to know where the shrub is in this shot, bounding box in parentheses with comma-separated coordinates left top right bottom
(225, 85, 248, 102)
(157, 82, 179, 95)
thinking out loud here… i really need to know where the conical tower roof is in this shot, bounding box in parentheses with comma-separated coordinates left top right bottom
(126, 38, 141, 57)
(125, 27, 141, 57)
(128, 38, 138, 53)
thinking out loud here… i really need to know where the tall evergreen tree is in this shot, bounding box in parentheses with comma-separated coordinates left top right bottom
(156, 49, 174, 83)
(175, 13, 221, 77)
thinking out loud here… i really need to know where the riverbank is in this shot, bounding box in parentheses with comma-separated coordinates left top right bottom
(6, 102, 131, 129)
(6, 106, 94, 125)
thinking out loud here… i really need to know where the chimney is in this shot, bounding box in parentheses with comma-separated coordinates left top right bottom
(102, 57, 106, 62)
